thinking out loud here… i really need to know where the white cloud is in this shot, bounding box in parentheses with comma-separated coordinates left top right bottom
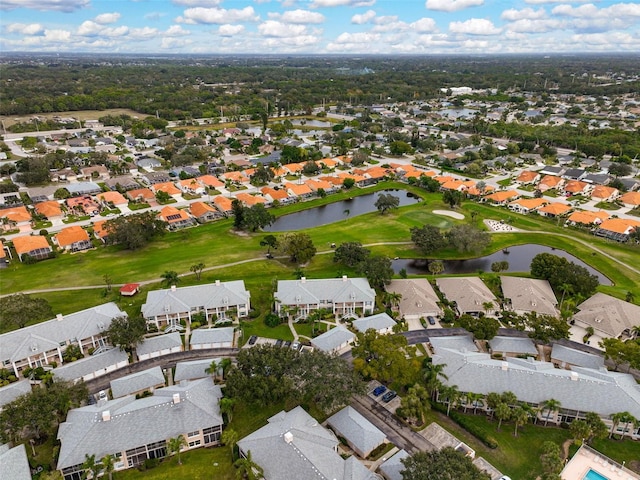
(144, 12, 166, 21)
(177, 7, 259, 24)
(258, 20, 309, 37)
(411, 17, 438, 33)
(161, 37, 193, 49)
(333, 31, 380, 44)
(77, 21, 129, 37)
(269, 9, 325, 24)
(525, 0, 591, 4)
(571, 31, 638, 47)
(172, 0, 222, 6)
(43, 29, 72, 42)
(501, 7, 546, 21)
(0, 0, 89, 12)
(449, 18, 501, 35)
(506, 18, 561, 33)
(311, 0, 375, 7)
(94, 13, 121, 25)
(218, 24, 245, 36)
(129, 27, 160, 39)
(5, 23, 44, 35)
(551, 3, 640, 32)
(165, 25, 191, 36)
(351, 10, 376, 24)
(426, 0, 483, 12)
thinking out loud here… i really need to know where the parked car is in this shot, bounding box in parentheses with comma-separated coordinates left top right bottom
(248, 335, 258, 345)
(283, 340, 292, 348)
(373, 385, 387, 397)
(291, 341, 300, 350)
(427, 316, 437, 326)
(382, 390, 397, 402)
(275, 339, 283, 347)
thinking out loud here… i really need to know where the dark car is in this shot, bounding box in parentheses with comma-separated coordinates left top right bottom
(275, 339, 283, 347)
(373, 385, 387, 397)
(427, 316, 437, 326)
(248, 335, 258, 345)
(283, 340, 292, 348)
(382, 390, 397, 402)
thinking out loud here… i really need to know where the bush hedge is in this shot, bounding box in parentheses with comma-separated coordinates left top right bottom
(431, 401, 498, 449)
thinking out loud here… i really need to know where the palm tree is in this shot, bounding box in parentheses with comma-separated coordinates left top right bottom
(219, 358, 233, 380)
(168, 435, 187, 465)
(100, 454, 115, 480)
(467, 392, 484, 414)
(161, 270, 180, 288)
(190, 262, 205, 281)
(234, 450, 264, 480)
(221, 428, 239, 461)
(440, 384, 460, 416)
(81, 454, 100, 480)
(542, 399, 562, 427)
(428, 260, 444, 276)
(500, 391, 518, 408)
(609, 412, 626, 439)
(512, 406, 529, 437)
(422, 362, 448, 400)
(619, 412, 638, 439)
(482, 301, 495, 316)
(558, 283, 573, 310)
(625, 291, 635, 303)
(495, 403, 511, 431)
(384, 291, 402, 309)
(220, 397, 236, 424)
(205, 359, 219, 382)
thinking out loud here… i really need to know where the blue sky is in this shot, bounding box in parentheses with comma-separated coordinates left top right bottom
(1, 0, 638, 54)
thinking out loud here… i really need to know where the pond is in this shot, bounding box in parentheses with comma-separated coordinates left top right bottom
(266, 190, 421, 232)
(290, 119, 332, 127)
(392, 244, 612, 285)
(437, 108, 477, 119)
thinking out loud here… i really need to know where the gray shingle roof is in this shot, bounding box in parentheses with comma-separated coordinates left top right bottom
(327, 406, 386, 456)
(0, 443, 31, 480)
(311, 326, 355, 353)
(429, 334, 477, 353)
(142, 281, 249, 319)
(436, 277, 498, 314)
(110, 366, 166, 398)
(0, 302, 125, 364)
(352, 313, 396, 333)
(500, 276, 558, 317)
(136, 332, 183, 357)
(57, 378, 223, 470)
(379, 449, 410, 480)
(275, 277, 375, 306)
(53, 349, 128, 382)
(189, 327, 235, 347)
(174, 358, 222, 383)
(0, 380, 31, 409)
(237, 406, 376, 480)
(433, 347, 640, 418)
(551, 344, 604, 370)
(573, 292, 640, 338)
(489, 336, 537, 355)
(387, 279, 441, 318)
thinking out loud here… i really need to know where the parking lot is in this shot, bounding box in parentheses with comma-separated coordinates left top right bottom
(367, 380, 401, 412)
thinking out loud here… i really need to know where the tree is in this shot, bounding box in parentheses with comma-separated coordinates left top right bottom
(491, 261, 509, 273)
(584, 412, 608, 443)
(542, 399, 561, 427)
(190, 262, 205, 281)
(242, 204, 275, 232)
(512, 405, 529, 437)
(539, 441, 563, 480)
(428, 260, 445, 275)
(205, 359, 219, 381)
(221, 428, 239, 461)
(259, 235, 279, 255)
(609, 411, 626, 439)
(422, 361, 448, 400)
(618, 412, 638, 439)
(530, 253, 598, 298)
(168, 435, 187, 465)
(0, 294, 53, 331)
(352, 330, 419, 386)
(442, 190, 464, 209)
(54, 187, 70, 200)
(105, 211, 167, 250)
(455, 314, 499, 340)
(161, 270, 180, 287)
(82, 454, 100, 480)
(333, 242, 370, 267)
(525, 313, 570, 343)
(234, 450, 264, 480)
(447, 224, 490, 254)
(342, 177, 355, 189)
(439, 384, 460, 416)
(100, 454, 115, 480)
(494, 402, 512, 431)
(219, 357, 233, 380)
(375, 193, 400, 214)
(280, 233, 316, 264)
(410, 225, 446, 255)
(105, 315, 146, 358)
(356, 255, 394, 289)
(399, 383, 430, 425)
(400, 447, 491, 480)
(419, 175, 441, 192)
(608, 162, 632, 177)
(220, 397, 236, 423)
(569, 419, 591, 445)
(232, 198, 245, 229)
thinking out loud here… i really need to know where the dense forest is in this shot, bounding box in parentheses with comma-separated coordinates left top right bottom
(1, 54, 638, 119)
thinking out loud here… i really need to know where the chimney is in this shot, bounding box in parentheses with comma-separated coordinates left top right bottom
(501, 361, 508, 371)
(215, 279, 220, 286)
(342, 275, 348, 282)
(284, 431, 293, 444)
(173, 393, 181, 404)
(300, 277, 306, 283)
(171, 285, 177, 292)
(56, 313, 64, 322)
(102, 411, 111, 422)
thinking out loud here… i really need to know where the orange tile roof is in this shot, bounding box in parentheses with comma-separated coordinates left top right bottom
(55, 225, 90, 247)
(317, 158, 338, 168)
(509, 198, 548, 210)
(466, 184, 494, 196)
(212, 195, 233, 212)
(434, 175, 455, 185)
(152, 182, 181, 196)
(620, 191, 640, 206)
(304, 178, 332, 191)
(567, 210, 609, 225)
(127, 188, 155, 201)
(0, 206, 32, 223)
(221, 171, 248, 182)
(362, 166, 390, 179)
(236, 193, 267, 206)
(197, 175, 224, 188)
(517, 170, 540, 182)
(285, 182, 313, 196)
(178, 178, 203, 190)
(34, 201, 63, 218)
(319, 176, 345, 186)
(0, 240, 5, 259)
(96, 191, 128, 205)
(564, 180, 589, 193)
(598, 218, 640, 234)
(190, 201, 216, 217)
(337, 172, 366, 183)
(539, 175, 563, 188)
(591, 185, 618, 200)
(158, 205, 191, 223)
(538, 202, 572, 215)
(336, 155, 351, 164)
(93, 220, 109, 239)
(13, 235, 51, 255)
(261, 187, 289, 200)
(486, 190, 519, 202)
(272, 167, 288, 177)
(283, 163, 304, 174)
(441, 179, 468, 191)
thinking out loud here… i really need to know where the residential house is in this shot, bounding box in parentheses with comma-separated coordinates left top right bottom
(537, 175, 564, 193)
(212, 195, 233, 214)
(619, 191, 640, 208)
(235, 192, 267, 207)
(177, 178, 205, 196)
(566, 210, 609, 226)
(157, 206, 195, 230)
(96, 191, 128, 208)
(591, 185, 619, 203)
(337, 172, 367, 187)
(0, 443, 31, 480)
(237, 406, 376, 480)
(53, 348, 129, 383)
(326, 406, 387, 458)
(189, 201, 220, 223)
(538, 202, 572, 218)
(142, 171, 171, 185)
(563, 168, 586, 180)
(310, 326, 355, 354)
(50, 168, 77, 183)
(174, 358, 222, 383)
(136, 156, 162, 170)
(595, 218, 640, 242)
(582, 173, 611, 185)
(12, 235, 52, 262)
(564, 180, 590, 196)
(260, 186, 291, 204)
(66, 182, 101, 197)
(142, 281, 250, 331)
(352, 313, 396, 335)
(105, 176, 140, 192)
(0, 380, 31, 410)
(0, 302, 125, 376)
(379, 449, 410, 480)
(488, 335, 538, 358)
(151, 182, 182, 199)
(484, 190, 519, 205)
(189, 327, 235, 350)
(110, 366, 166, 399)
(573, 293, 640, 341)
(34, 200, 64, 221)
(220, 171, 248, 185)
(386, 278, 442, 321)
(53, 225, 93, 252)
(196, 175, 224, 190)
(0, 206, 32, 232)
(436, 277, 499, 316)
(57, 378, 223, 480)
(508, 197, 548, 214)
(285, 182, 313, 199)
(136, 333, 183, 361)
(305, 178, 335, 194)
(274, 276, 376, 319)
(422, 423, 476, 460)
(516, 170, 541, 184)
(0, 240, 6, 268)
(539, 166, 565, 176)
(550, 343, 604, 370)
(440, 179, 473, 191)
(126, 188, 155, 203)
(66, 196, 100, 216)
(119, 283, 140, 296)
(80, 165, 109, 180)
(92, 220, 110, 243)
(500, 276, 558, 317)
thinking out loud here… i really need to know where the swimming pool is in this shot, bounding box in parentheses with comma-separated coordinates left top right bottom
(583, 469, 610, 480)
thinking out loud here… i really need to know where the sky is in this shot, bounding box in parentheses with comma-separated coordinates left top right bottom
(0, 0, 639, 55)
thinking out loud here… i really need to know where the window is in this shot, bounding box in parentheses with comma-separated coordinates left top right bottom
(188, 440, 201, 448)
(146, 440, 167, 460)
(126, 445, 147, 467)
(203, 425, 221, 445)
(187, 430, 200, 438)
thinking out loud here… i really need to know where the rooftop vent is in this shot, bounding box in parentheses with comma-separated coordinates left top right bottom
(284, 431, 293, 444)
(570, 372, 579, 381)
(173, 393, 181, 404)
(56, 313, 64, 322)
(501, 361, 509, 371)
(342, 275, 348, 282)
(215, 279, 220, 286)
(300, 277, 306, 283)
(102, 411, 111, 422)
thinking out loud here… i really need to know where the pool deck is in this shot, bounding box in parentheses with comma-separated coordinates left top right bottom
(562, 445, 640, 480)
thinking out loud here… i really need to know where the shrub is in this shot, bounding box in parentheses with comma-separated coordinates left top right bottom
(431, 401, 498, 449)
(264, 312, 281, 328)
(190, 321, 201, 330)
